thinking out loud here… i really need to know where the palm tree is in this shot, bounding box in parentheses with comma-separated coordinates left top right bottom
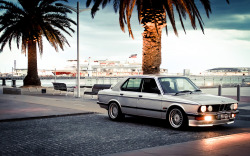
(0, 0, 76, 86)
(86, 0, 229, 74)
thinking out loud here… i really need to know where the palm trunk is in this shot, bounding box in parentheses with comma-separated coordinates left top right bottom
(141, 7, 166, 75)
(142, 25, 163, 74)
(23, 40, 41, 86)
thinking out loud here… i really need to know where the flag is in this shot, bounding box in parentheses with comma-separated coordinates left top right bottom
(129, 54, 137, 58)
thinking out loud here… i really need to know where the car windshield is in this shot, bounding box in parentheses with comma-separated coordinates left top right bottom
(158, 77, 200, 94)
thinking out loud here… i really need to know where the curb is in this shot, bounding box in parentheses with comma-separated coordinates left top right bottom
(0, 112, 96, 122)
(237, 109, 250, 121)
(237, 116, 250, 121)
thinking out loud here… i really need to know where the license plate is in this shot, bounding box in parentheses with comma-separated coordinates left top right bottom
(218, 113, 229, 119)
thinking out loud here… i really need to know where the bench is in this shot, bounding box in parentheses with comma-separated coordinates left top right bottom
(84, 84, 112, 98)
(52, 82, 74, 96)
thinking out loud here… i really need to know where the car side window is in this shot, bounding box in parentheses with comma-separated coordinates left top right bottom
(142, 78, 160, 94)
(121, 78, 142, 92)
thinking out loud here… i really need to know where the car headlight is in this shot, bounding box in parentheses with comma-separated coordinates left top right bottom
(208, 106, 213, 112)
(230, 103, 238, 110)
(200, 106, 206, 113)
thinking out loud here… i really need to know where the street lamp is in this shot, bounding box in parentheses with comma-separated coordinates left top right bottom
(56, 2, 90, 98)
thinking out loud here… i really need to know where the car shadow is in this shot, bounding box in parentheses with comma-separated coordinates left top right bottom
(105, 115, 239, 132)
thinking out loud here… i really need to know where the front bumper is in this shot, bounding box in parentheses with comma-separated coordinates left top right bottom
(188, 110, 239, 127)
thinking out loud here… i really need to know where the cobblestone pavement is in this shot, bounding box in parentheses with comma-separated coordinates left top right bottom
(1, 114, 250, 156)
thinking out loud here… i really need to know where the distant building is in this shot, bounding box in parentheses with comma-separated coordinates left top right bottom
(14, 69, 27, 76)
(206, 67, 250, 76)
(14, 69, 54, 77)
(183, 69, 190, 76)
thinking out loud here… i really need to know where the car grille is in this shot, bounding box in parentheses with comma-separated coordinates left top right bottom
(213, 104, 232, 112)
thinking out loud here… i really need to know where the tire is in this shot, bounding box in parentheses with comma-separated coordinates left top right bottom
(168, 107, 187, 129)
(108, 102, 124, 121)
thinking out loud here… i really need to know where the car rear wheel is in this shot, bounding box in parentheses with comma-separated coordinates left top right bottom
(108, 102, 124, 121)
(168, 108, 187, 129)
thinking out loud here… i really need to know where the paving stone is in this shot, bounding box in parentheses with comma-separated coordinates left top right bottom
(0, 114, 250, 156)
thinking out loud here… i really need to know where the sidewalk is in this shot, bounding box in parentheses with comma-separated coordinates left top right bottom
(0, 86, 250, 156)
(0, 86, 105, 121)
(108, 132, 250, 156)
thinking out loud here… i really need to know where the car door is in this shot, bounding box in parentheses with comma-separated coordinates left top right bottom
(119, 78, 142, 115)
(137, 78, 163, 118)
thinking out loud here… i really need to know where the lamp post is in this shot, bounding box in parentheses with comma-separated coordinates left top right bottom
(56, 2, 89, 98)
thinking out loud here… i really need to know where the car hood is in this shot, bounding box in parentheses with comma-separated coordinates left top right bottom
(163, 93, 237, 105)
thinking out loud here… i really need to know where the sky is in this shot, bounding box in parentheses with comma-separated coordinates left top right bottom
(0, 0, 250, 74)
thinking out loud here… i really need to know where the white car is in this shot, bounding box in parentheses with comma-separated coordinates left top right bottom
(97, 75, 239, 129)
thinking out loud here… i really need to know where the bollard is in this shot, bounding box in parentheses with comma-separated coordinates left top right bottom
(218, 85, 222, 96)
(2, 79, 6, 86)
(12, 79, 16, 87)
(41, 89, 46, 94)
(237, 84, 240, 101)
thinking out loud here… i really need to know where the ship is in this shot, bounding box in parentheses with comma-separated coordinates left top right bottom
(12, 54, 168, 77)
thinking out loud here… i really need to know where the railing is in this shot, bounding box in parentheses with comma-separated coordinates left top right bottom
(84, 77, 123, 86)
(189, 76, 250, 88)
(1, 75, 250, 88)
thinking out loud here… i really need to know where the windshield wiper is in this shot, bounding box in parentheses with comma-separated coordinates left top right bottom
(175, 90, 192, 95)
(194, 89, 201, 92)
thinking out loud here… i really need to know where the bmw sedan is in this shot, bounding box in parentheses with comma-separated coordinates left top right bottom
(97, 75, 239, 129)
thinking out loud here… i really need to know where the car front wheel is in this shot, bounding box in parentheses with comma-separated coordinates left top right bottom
(168, 108, 187, 129)
(108, 102, 124, 121)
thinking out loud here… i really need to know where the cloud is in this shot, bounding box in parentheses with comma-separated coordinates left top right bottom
(204, 13, 250, 30)
(203, 0, 250, 30)
(161, 29, 250, 74)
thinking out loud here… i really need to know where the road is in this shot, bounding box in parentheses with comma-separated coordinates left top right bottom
(0, 86, 250, 155)
(1, 113, 250, 156)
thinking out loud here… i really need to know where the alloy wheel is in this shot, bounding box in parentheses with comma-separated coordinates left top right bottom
(169, 108, 184, 129)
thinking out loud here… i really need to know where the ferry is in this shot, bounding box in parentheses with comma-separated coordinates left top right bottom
(12, 54, 168, 77)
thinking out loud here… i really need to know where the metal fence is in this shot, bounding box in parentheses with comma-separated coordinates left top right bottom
(74, 75, 250, 88)
(1, 75, 250, 88)
(189, 76, 249, 88)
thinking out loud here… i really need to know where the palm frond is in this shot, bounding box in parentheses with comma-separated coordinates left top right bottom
(136, 0, 142, 23)
(164, 0, 178, 36)
(91, 0, 103, 18)
(199, 0, 212, 17)
(175, 4, 186, 34)
(0, 0, 75, 54)
(86, 0, 92, 7)
(113, 0, 120, 12)
(119, 0, 126, 32)
(125, 0, 136, 39)
(85, 0, 229, 38)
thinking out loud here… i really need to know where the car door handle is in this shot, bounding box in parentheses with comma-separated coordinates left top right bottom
(138, 95, 143, 98)
(120, 93, 124, 96)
